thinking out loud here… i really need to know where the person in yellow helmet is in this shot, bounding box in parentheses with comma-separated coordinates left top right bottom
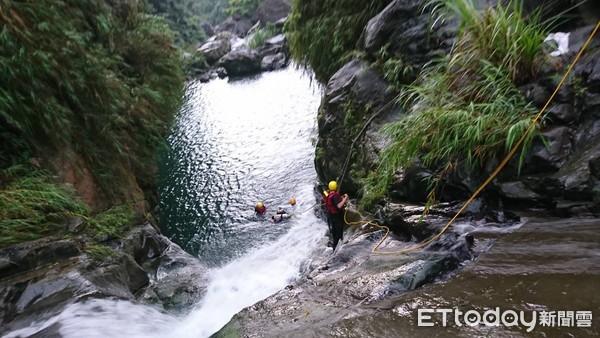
(323, 180, 348, 250)
(255, 202, 266, 215)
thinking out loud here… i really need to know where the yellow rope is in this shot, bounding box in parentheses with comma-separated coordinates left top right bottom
(341, 20, 600, 255)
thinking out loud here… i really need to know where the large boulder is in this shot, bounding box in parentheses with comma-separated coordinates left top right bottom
(256, 34, 288, 71)
(362, 0, 454, 69)
(315, 59, 400, 194)
(0, 223, 209, 332)
(218, 47, 262, 77)
(118, 224, 170, 265)
(255, 34, 287, 58)
(252, 0, 291, 25)
(140, 243, 209, 311)
(215, 16, 254, 37)
(260, 52, 287, 71)
(200, 22, 214, 37)
(197, 33, 232, 65)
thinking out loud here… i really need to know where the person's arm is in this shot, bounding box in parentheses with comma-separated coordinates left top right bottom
(334, 194, 348, 209)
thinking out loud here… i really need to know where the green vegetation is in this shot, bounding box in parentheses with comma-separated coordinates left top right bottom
(0, 165, 138, 248)
(0, 166, 88, 247)
(372, 44, 415, 90)
(285, 0, 391, 83)
(361, 0, 548, 208)
(147, 0, 230, 46)
(226, 0, 262, 18)
(0, 0, 183, 197)
(85, 244, 120, 261)
(0, 0, 184, 246)
(249, 23, 278, 49)
(88, 203, 136, 241)
(183, 52, 209, 75)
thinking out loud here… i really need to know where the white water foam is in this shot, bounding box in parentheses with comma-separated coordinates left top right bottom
(172, 208, 324, 337)
(5, 207, 325, 338)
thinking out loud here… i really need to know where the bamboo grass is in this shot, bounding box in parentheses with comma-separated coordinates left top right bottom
(361, 0, 548, 208)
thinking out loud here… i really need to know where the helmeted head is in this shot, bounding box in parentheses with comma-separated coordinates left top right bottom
(328, 181, 338, 191)
(256, 202, 264, 208)
(289, 197, 296, 206)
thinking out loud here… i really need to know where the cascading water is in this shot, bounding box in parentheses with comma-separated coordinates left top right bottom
(4, 67, 325, 338)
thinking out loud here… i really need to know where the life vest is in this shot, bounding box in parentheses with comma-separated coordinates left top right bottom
(325, 190, 342, 214)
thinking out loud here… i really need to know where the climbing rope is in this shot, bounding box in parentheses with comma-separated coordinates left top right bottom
(340, 20, 600, 255)
(289, 202, 322, 216)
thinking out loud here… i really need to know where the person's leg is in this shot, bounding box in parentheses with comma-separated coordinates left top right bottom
(325, 215, 333, 247)
(331, 214, 344, 250)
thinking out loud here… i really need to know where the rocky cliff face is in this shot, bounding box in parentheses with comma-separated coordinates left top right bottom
(314, 0, 600, 217)
(189, 0, 291, 80)
(315, 0, 454, 196)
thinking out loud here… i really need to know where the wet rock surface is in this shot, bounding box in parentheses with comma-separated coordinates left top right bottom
(0, 223, 208, 335)
(140, 242, 209, 311)
(216, 216, 600, 337)
(214, 206, 483, 337)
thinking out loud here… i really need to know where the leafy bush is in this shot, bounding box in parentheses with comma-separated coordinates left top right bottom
(183, 52, 209, 74)
(285, 0, 391, 83)
(85, 244, 119, 261)
(249, 23, 278, 49)
(437, 0, 547, 83)
(361, 0, 548, 208)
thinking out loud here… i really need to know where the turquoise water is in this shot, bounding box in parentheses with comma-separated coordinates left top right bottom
(5, 67, 327, 338)
(158, 68, 323, 265)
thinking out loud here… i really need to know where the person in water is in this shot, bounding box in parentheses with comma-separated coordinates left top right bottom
(255, 202, 266, 215)
(323, 180, 348, 250)
(271, 207, 291, 223)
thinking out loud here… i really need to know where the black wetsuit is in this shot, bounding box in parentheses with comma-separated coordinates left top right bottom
(327, 193, 345, 250)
